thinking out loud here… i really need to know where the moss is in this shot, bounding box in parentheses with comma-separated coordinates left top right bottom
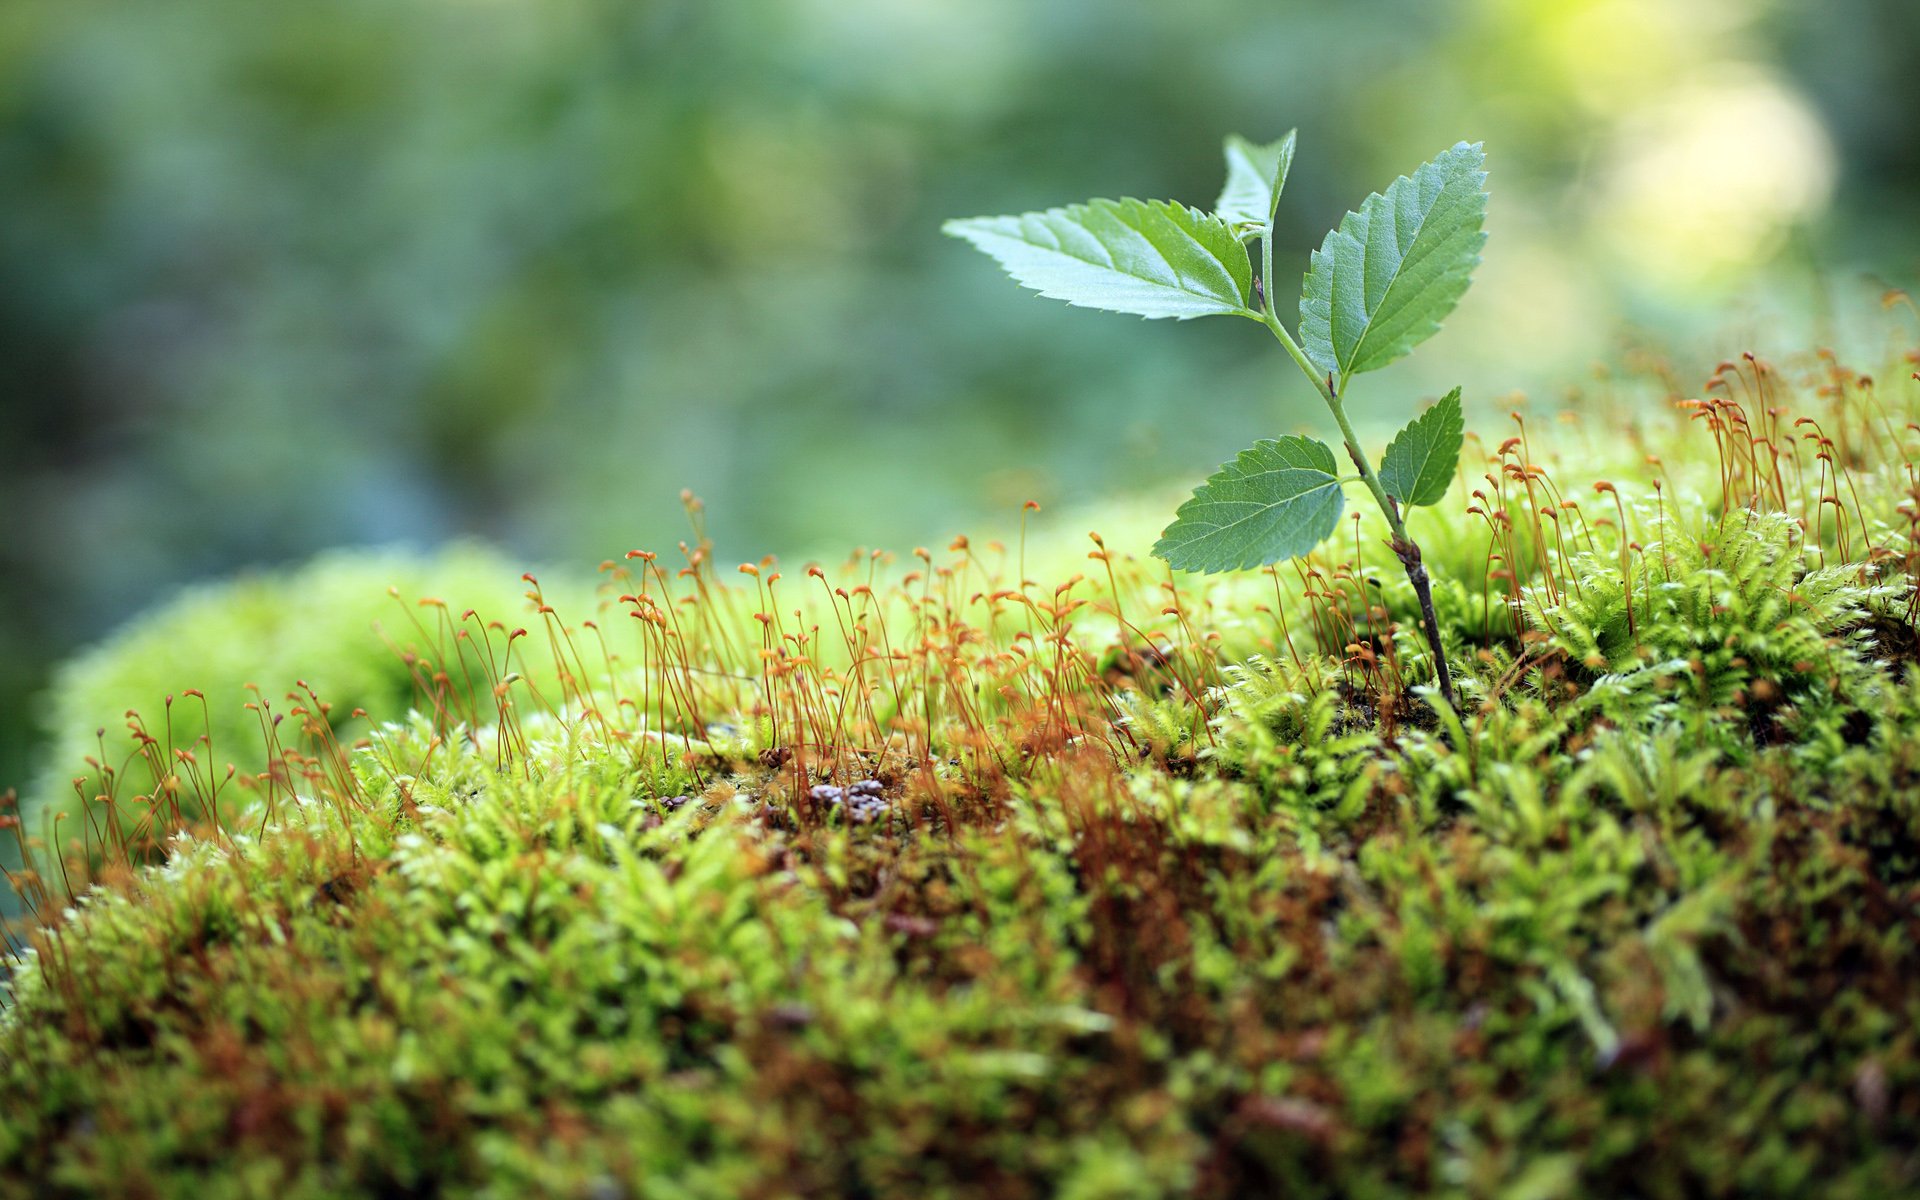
(17, 545, 590, 862)
(3, 345, 1920, 1197)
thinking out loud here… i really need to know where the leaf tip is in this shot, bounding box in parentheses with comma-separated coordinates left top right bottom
(940, 215, 992, 240)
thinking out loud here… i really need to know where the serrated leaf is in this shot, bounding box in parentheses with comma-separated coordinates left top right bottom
(1153, 436, 1345, 573)
(1379, 387, 1464, 508)
(942, 198, 1253, 320)
(1299, 142, 1488, 382)
(1215, 130, 1297, 239)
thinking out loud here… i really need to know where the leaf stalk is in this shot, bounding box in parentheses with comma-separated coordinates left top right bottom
(1260, 307, 1458, 710)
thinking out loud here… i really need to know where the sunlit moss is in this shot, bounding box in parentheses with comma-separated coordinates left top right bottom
(4, 338, 1919, 1196)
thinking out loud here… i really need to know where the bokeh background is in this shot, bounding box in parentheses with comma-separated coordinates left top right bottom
(3, 0, 1918, 791)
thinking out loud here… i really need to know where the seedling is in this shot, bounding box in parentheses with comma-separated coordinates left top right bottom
(945, 132, 1488, 707)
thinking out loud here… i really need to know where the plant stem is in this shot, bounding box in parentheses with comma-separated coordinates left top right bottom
(1257, 308, 1458, 711)
(1381, 495, 1457, 713)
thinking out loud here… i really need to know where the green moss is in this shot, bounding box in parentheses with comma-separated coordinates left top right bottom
(6, 675, 1918, 1197)
(4, 348, 1920, 1197)
(19, 545, 590, 858)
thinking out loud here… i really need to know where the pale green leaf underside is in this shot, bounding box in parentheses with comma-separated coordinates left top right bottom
(1379, 386, 1464, 508)
(1154, 436, 1345, 573)
(942, 198, 1253, 320)
(1300, 142, 1488, 381)
(1215, 130, 1297, 238)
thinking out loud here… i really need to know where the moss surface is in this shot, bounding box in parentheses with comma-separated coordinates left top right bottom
(17, 544, 588, 860)
(3, 346, 1920, 1198)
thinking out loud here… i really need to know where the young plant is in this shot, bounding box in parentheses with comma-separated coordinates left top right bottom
(945, 132, 1487, 708)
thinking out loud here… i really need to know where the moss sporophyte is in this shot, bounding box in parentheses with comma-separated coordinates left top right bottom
(946, 132, 1486, 709)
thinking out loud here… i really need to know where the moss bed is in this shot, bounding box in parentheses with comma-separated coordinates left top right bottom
(3, 345, 1920, 1198)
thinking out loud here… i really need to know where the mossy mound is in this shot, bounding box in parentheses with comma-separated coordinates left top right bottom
(4, 347, 1920, 1197)
(5, 667, 1919, 1198)
(17, 544, 590, 861)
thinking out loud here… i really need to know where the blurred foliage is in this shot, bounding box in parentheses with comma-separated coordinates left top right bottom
(2, 0, 1917, 793)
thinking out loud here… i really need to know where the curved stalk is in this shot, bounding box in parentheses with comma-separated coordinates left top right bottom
(1259, 309, 1458, 710)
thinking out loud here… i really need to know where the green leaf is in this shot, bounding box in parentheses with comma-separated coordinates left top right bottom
(1378, 387, 1464, 508)
(1299, 142, 1488, 382)
(1215, 130, 1297, 239)
(1153, 436, 1345, 573)
(942, 198, 1253, 320)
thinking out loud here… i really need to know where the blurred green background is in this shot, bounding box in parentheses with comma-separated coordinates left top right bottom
(3, 0, 1918, 792)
